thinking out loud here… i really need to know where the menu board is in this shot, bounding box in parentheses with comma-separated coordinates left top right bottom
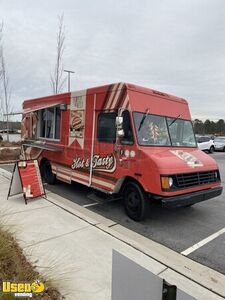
(70, 95, 85, 138)
(8, 160, 45, 204)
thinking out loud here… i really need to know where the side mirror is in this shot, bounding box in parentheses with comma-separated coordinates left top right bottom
(116, 116, 123, 127)
(117, 129, 125, 137)
(116, 116, 124, 137)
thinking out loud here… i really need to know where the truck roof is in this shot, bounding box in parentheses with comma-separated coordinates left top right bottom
(23, 82, 187, 108)
(88, 82, 187, 104)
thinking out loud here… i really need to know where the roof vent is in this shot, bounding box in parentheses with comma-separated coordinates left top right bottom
(127, 84, 136, 89)
(152, 90, 168, 97)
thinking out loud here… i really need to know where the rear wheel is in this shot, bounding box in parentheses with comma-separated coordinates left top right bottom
(123, 181, 147, 221)
(40, 160, 56, 185)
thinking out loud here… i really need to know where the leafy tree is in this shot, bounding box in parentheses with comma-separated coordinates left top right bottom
(204, 119, 212, 134)
(215, 119, 225, 135)
(193, 119, 204, 134)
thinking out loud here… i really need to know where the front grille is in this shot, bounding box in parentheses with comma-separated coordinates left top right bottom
(174, 170, 220, 189)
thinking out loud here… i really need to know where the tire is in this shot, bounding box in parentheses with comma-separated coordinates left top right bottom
(123, 181, 147, 221)
(41, 160, 56, 185)
(223, 147, 225, 152)
(184, 203, 195, 208)
(209, 146, 214, 153)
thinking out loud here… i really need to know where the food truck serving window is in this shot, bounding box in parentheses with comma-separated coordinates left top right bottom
(97, 112, 116, 143)
(39, 106, 61, 140)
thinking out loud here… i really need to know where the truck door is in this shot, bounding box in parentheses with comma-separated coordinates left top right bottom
(91, 109, 135, 191)
(90, 111, 117, 191)
(95, 111, 117, 168)
(115, 109, 136, 172)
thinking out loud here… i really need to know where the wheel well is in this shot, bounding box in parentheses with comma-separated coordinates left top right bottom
(39, 157, 49, 176)
(40, 157, 48, 167)
(119, 176, 145, 195)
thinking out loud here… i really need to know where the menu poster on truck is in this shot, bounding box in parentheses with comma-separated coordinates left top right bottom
(8, 160, 45, 204)
(69, 94, 86, 148)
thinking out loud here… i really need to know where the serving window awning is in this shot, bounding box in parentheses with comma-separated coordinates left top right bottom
(3, 101, 65, 116)
(22, 141, 64, 152)
(23, 101, 63, 114)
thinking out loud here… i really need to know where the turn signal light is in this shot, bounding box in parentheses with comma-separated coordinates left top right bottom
(161, 176, 173, 190)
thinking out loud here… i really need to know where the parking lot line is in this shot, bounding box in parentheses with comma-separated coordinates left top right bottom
(181, 227, 225, 256)
(83, 202, 99, 208)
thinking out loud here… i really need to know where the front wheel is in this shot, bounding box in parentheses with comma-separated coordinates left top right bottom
(123, 181, 147, 221)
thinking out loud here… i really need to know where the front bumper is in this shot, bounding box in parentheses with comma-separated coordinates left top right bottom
(215, 147, 225, 151)
(160, 186, 223, 208)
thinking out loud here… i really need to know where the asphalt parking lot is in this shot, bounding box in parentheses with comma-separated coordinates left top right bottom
(1, 151, 225, 274)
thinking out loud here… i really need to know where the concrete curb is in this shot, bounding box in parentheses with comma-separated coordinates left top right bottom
(0, 166, 12, 180)
(0, 161, 17, 165)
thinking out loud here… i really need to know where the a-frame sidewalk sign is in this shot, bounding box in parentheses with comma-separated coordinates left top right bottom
(7, 159, 46, 204)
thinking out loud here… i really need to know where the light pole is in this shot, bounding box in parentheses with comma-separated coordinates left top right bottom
(64, 69, 75, 92)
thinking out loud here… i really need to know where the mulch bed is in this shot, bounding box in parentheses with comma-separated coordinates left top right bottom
(0, 228, 64, 299)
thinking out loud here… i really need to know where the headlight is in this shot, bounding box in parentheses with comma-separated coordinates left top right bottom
(168, 177, 173, 187)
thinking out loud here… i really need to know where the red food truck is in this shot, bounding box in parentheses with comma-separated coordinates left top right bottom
(21, 82, 222, 220)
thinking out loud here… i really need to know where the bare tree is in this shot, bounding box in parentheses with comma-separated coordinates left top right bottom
(0, 22, 4, 133)
(0, 23, 3, 123)
(50, 14, 66, 94)
(0, 23, 11, 141)
(0, 22, 2, 66)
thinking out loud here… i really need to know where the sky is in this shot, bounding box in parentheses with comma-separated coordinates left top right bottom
(0, 0, 225, 121)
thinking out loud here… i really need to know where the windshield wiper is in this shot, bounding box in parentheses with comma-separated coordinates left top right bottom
(138, 108, 150, 131)
(169, 114, 181, 127)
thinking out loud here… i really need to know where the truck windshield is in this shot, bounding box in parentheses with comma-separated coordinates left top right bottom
(167, 117, 196, 147)
(133, 112, 196, 147)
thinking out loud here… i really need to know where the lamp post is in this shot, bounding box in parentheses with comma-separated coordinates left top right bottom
(64, 69, 75, 92)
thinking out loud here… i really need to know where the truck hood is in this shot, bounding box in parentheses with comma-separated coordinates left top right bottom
(142, 147, 218, 173)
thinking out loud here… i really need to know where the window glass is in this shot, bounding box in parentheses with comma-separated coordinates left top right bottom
(97, 113, 116, 143)
(39, 106, 61, 140)
(46, 107, 54, 138)
(196, 137, 204, 143)
(40, 110, 46, 137)
(31, 113, 38, 139)
(133, 112, 197, 147)
(121, 110, 134, 145)
(167, 118, 196, 147)
(55, 107, 61, 139)
(133, 112, 170, 146)
(214, 137, 225, 143)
